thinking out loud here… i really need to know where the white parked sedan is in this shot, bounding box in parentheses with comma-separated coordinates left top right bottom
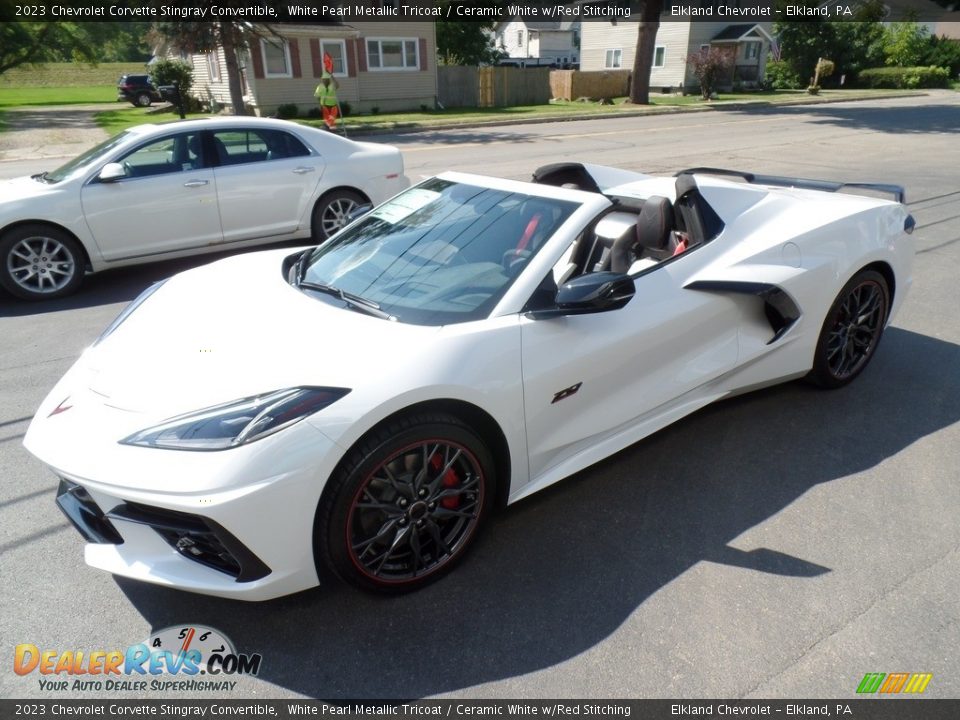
(0, 116, 407, 300)
(24, 164, 913, 599)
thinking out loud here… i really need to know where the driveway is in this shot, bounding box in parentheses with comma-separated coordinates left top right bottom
(0, 103, 112, 163)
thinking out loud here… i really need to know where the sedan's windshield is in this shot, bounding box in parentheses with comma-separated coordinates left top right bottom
(43, 131, 133, 184)
(299, 178, 578, 325)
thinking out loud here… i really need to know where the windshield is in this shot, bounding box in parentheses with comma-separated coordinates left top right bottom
(299, 178, 579, 325)
(43, 131, 133, 184)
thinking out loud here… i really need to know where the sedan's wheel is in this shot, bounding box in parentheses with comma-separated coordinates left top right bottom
(317, 413, 495, 593)
(312, 190, 364, 242)
(808, 269, 890, 388)
(135, 92, 152, 107)
(0, 225, 84, 300)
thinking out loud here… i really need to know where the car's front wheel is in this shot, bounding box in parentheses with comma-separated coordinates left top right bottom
(808, 269, 890, 388)
(312, 189, 364, 242)
(316, 413, 495, 593)
(0, 225, 85, 300)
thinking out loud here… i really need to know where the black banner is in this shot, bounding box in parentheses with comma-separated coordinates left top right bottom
(1, 0, 958, 23)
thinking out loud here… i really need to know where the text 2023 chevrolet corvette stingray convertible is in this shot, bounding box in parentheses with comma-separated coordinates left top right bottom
(24, 163, 914, 599)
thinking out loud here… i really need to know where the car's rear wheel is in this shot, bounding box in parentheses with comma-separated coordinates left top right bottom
(316, 413, 495, 593)
(0, 225, 85, 300)
(312, 189, 364, 242)
(808, 269, 890, 388)
(134, 92, 152, 107)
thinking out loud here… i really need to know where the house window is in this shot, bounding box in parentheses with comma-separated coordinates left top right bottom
(366, 38, 419, 71)
(744, 41, 761, 60)
(260, 38, 292, 78)
(320, 39, 347, 76)
(605, 49, 622, 69)
(207, 53, 221, 82)
(654, 46, 666, 68)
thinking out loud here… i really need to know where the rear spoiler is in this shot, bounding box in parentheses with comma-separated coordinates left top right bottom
(676, 167, 905, 204)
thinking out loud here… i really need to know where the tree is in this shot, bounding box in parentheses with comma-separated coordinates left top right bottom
(687, 47, 734, 100)
(150, 21, 253, 115)
(884, 22, 930, 67)
(629, 0, 663, 105)
(436, 3, 503, 65)
(774, 0, 888, 86)
(0, 23, 101, 75)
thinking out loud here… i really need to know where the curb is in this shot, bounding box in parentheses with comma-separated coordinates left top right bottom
(337, 92, 929, 137)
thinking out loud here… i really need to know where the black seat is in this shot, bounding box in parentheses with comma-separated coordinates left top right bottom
(187, 135, 204, 169)
(213, 137, 231, 165)
(632, 195, 676, 263)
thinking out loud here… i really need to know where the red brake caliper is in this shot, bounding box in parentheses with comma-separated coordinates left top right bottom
(430, 454, 460, 509)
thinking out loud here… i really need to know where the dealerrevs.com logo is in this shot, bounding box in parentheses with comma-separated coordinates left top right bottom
(14, 625, 262, 693)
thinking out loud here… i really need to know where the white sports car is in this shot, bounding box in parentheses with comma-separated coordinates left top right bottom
(0, 116, 407, 301)
(24, 163, 914, 600)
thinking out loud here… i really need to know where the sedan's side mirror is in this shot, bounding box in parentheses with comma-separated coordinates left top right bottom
(347, 204, 374, 223)
(98, 163, 127, 183)
(528, 272, 635, 319)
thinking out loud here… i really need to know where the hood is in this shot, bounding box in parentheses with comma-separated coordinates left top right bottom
(85, 248, 438, 419)
(1, 175, 58, 204)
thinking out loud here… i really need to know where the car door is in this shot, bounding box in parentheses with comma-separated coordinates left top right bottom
(80, 131, 222, 261)
(209, 127, 323, 243)
(520, 244, 741, 483)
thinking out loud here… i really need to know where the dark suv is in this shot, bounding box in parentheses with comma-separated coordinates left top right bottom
(117, 74, 162, 107)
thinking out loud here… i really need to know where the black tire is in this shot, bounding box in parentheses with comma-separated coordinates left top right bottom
(0, 224, 85, 301)
(315, 412, 495, 593)
(134, 92, 152, 107)
(807, 269, 890, 389)
(311, 189, 365, 242)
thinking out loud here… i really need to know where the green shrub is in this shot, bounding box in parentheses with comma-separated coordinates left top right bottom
(765, 60, 802, 90)
(339, 101, 351, 116)
(923, 36, 960, 77)
(306, 106, 321, 118)
(149, 59, 194, 97)
(277, 103, 298, 119)
(858, 65, 950, 88)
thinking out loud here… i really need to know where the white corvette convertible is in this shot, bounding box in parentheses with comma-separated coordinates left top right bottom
(24, 164, 914, 599)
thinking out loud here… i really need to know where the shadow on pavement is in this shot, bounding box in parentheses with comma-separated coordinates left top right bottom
(119, 326, 960, 699)
(716, 102, 960, 135)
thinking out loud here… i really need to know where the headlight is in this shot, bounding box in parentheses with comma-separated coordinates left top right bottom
(94, 279, 168, 346)
(120, 387, 350, 451)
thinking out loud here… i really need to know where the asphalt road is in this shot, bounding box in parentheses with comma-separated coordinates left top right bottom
(1, 93, 958, 701)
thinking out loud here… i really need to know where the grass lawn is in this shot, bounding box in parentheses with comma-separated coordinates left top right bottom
(94, 108, 212, 134)
(0, 86, 117, 107)
(88, 87, 923, 136)
(0, 62, 147, 87)
(298, 89, 909, 132)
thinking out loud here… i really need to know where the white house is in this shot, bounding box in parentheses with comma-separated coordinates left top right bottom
(580, 21, 774, 90)
(178, 22, 438, 115)
(493, 20, 581, 67)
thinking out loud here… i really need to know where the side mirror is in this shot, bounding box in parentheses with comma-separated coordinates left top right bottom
(347, 204, 374, 223)
(528, 272, 635, 319)
(98, 163, 126, 183)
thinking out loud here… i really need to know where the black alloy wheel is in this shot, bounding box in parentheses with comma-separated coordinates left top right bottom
(317, 413, 494, 592)
(809, 269, 890, 388)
